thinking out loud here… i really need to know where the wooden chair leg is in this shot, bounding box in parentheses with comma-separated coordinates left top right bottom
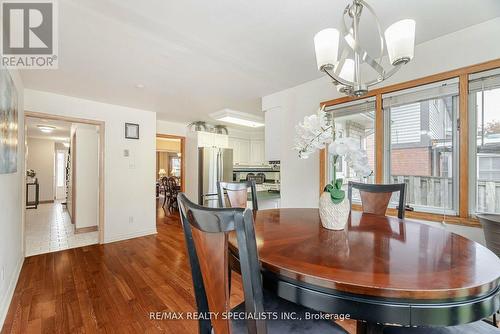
(228, 263, 232, 294)
(162, 194, 167, 207)
(168, 198, 174, 213)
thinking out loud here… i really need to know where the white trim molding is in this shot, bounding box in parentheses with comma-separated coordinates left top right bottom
(0, 256, 24, 329)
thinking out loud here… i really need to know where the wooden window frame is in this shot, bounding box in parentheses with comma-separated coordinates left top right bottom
(319, 58, 500, 227)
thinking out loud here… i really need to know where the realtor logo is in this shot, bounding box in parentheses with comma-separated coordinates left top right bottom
(1, 0, 58, 68)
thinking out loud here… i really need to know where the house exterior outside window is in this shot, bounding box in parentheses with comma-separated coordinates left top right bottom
(383, 79, 459, 214)
(469, 69, 500, 214)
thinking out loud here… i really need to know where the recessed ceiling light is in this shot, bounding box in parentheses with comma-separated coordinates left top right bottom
(210, 109, 264, 128)
(135, 84, 145, 89)
(37, 125, 56, 133)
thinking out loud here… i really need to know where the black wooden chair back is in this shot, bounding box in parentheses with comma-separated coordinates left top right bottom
(160, 176, 169, 193)
(167, 177, 179, 196)
(217, 181, 258, 211)
(178, 193, 266, 334)
(160, 176, 170, 207)
(348, 182, 407, 219)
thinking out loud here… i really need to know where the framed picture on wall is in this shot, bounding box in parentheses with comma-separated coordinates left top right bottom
(125, 123, 139, 139)
(0, 68, 18, 174)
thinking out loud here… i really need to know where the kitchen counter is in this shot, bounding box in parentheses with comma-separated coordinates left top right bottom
(252, 190, 280, 201)
(250, 191, 280, 209)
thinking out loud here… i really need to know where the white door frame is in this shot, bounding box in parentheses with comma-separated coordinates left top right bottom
(24, 111, 105, 250)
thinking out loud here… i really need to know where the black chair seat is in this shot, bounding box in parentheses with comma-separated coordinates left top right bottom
(231, 289, 348, 333)
(383, 321, 500, 333)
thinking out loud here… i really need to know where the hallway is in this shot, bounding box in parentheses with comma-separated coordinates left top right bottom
(25, 201, 98, 256)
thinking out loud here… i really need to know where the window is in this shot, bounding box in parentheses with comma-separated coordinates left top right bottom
(56, 151, 65, 187)
(326, 98, 376, 202)
(170, 156, 181, 177)
(383, 79, 459, 214)
(469, 69, 500, 214)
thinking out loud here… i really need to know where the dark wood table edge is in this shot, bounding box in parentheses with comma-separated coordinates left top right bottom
(235, 208, 500, 301)
(259, 269, 500, 327)
(258, 260, 500, 301)
(229, 249, 500, 328)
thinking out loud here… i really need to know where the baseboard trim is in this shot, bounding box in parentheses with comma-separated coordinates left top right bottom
(103, 228, 157, 244)
(0, 256, 24, 330)
(74, 225, 98, 234)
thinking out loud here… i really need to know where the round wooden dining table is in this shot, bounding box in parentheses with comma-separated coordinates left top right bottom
(228, 208, 500, 333)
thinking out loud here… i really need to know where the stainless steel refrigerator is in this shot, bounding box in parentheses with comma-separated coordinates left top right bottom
(198, 147, 233, 207)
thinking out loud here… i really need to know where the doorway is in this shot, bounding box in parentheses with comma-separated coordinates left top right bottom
(156, 134, 185, 212)
(55, 149, 67, 199)
(24, 112, 104, 256)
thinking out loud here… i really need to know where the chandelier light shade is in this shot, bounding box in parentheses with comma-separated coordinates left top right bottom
(313, 0, 416, 97)
(339, 58, 355, 81)
(314, 28, 340, 70)
(385, 19, 416, 66)
(337, 58, 355, 94)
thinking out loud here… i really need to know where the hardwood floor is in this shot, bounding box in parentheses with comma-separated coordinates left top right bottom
(2, 201, 355, 334)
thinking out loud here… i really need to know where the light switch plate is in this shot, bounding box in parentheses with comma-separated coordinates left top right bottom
(123, 149, 129, 157)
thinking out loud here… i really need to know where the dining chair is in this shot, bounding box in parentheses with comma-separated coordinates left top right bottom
(348, 181, 407, 219)
(160, 176, 170, 208)
(166, 176, 179, 212)
(477, 214, 500, 328)
(177, 193, 348, 334)
(217, 180, 258, 210)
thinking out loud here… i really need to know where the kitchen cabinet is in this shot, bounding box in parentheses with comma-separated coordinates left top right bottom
(213, 133, 229, 148)
(229, 137, 250, 165)
(229, 137, 265, 166)
(250, 140, 265, 165)
(197, 132, 228, 148)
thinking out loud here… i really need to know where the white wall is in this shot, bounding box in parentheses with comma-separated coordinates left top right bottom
(74, 125, 99, 229)
(26, 138, 55, 201)
(24, 90, 157, 243)
(0, 69, 24, 328)
(262, 18, 500, 208)
(156, 119, 187, 137)
(185, 130, 199, 202)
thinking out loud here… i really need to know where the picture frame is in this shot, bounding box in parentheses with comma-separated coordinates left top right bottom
(0, 68, 18, 174)
(125, 123, 139, 139)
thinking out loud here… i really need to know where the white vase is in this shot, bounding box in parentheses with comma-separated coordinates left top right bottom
(319, 192, 350, 230)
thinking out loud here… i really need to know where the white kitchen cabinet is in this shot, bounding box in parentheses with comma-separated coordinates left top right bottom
(197, 131, 213, 147)
(238, 140, 251, 164)
(250, 140, 265, 165)
(197, 132, 228, 148)
(229, 137, 250, 165)
(213, 133, 229, 148)
(229, 137, 266, 166)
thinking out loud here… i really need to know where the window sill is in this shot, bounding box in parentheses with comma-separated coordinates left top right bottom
(351, 204, 481, 227)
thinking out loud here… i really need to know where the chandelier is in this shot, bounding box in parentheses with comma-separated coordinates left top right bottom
(314, 0, 416, 97)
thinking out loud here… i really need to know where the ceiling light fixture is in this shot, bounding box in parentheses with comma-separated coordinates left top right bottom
(210, 109, 264, 128)
(314, 0, 415, 97)
(37, 125, 56, 133)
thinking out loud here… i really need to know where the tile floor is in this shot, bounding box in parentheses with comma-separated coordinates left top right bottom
(25, 201, 98, 256)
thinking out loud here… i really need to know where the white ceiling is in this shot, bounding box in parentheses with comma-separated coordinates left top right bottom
(26, 117, 71, 142)
(20, 0, 500, 124)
